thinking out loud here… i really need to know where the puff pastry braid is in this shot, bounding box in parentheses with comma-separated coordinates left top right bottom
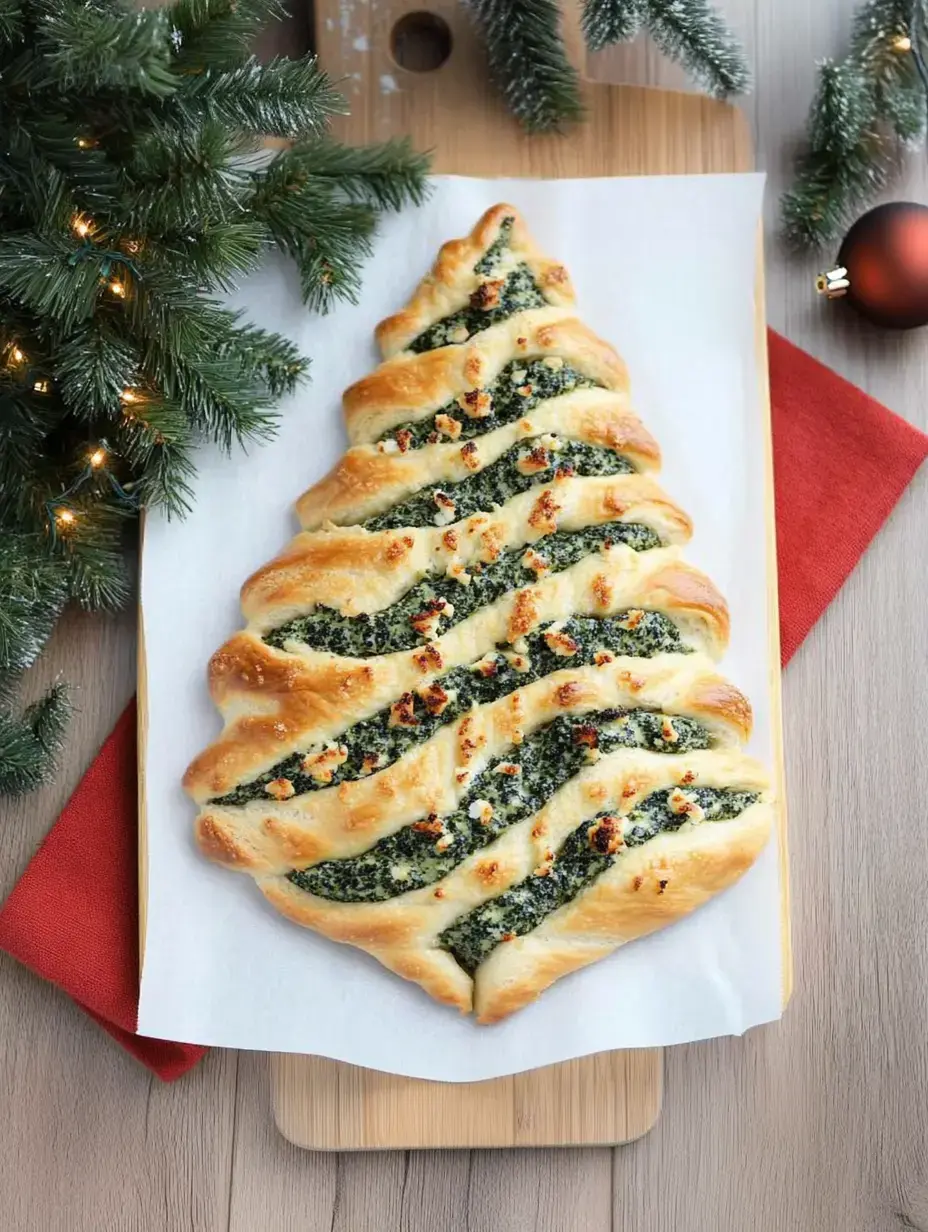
(185, 204, 774, 1024)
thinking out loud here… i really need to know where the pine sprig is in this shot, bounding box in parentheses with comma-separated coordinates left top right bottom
(0, 682, 72, 796)
(782, 61, 890, 249)
(782, 0, 927, 248)
(463, 0, 585, 133)
(644, 0, 751, 97)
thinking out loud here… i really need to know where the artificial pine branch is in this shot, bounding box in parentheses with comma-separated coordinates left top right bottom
(782, 0, 927, 248)
(583, 0, 749, 97)
(851, 0, 926, 141)
(181, 57, 345, 137)
(468, 0, 748, 131)
(583, 0, 644, 49)
(0, 0, 430, 794)
(463, 0, 584, 133)
(643, 0, 750, 97)
(169, 0, 287, 70)
(35, 4, 176, 97)
(0, 683, 72, 796)
(284, 137, 432, 213)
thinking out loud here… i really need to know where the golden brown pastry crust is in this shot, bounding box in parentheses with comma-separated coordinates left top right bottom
(295, 397, 661, 530)
(374, 204, 576, 359)
(183, 549, 731, 803)
(253, 473, 688, 626)
(473, 799, 773, 1023)
(185, 203, 773, 1024)
(344, 313, 629, 445)
(193, 655, 752, 875)
(251, 750, 772, 1017)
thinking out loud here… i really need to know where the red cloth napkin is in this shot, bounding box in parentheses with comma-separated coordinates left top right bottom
(0, 701, 206, 1081)
(0, 329, 925, 1082)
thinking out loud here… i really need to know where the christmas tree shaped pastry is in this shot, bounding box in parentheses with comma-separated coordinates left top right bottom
(184, 205, 773, 1024)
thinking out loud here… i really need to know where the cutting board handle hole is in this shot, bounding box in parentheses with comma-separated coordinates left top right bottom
(390, 11, 453, 73)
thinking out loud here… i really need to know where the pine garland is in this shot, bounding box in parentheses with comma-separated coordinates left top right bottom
(0, 0, 430, 796)
(782, 0, 927, 249)
(462, 0, 584, 132)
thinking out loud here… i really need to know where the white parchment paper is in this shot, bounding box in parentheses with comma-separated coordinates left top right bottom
(138, 173, 782, 1080)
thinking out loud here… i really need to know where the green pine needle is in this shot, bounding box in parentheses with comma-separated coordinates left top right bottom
(643, 0, 751, 97)
(224, 322, 309, 397)
(782, 0, 928, 249)
(23, 682, 72, 761)
(0, 683, 71, 795)
(181, 56, 346, 138)
(0, 0, 23, 46)
(168, 0, 288, 70)
(53, 324, 140, 418)
(34, 4, 177, 97)
(0, 534, 69, 674)
(0, 234, 107, 328)
(152, 220, 268, 291)
(283, 138, 433, 213)
(126, 121, 255, 230)
(782, 61, 890, 249)
(583, 0, 645, 50)
(852, 0, 927, 143)
(464, 0, 585, 133)
(58, 502, 132, 610)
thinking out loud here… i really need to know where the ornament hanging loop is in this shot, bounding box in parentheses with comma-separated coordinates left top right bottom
(816, 267, 850, 299)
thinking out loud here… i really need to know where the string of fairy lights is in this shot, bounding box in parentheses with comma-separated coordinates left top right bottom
(4, 162, 147, 538)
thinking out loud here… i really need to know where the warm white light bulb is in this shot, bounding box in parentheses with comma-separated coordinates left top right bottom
(89, 447, 106, 468)
(56, 508, 75, 527)
(894, 34, 913, 51)
(109, 280, 126, 298)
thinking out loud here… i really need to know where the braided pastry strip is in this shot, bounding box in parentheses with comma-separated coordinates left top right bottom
(185, 204, 773, 1023)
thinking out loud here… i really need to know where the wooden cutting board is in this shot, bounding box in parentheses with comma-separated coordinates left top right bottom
(261, 0, 786, 1151)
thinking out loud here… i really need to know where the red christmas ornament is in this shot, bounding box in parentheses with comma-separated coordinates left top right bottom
(817, 202, 928, 330)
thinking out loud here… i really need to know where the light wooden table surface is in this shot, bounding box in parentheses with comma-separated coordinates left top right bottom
(3, 4, 928, 1229)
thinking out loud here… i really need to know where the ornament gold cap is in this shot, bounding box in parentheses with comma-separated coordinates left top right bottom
(816, 266, 851, 299)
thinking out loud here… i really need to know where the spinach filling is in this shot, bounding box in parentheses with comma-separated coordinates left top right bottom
(215, 608, 686, 807)
(287, 711, 714, 903)
(263, 520, 661, 658)
(474, 217, 515, 275)
(363, 439, 633, 534)
(408, 218, 548, 354)
(380, 359, 601, 452)
(440, 787, 760, 975)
